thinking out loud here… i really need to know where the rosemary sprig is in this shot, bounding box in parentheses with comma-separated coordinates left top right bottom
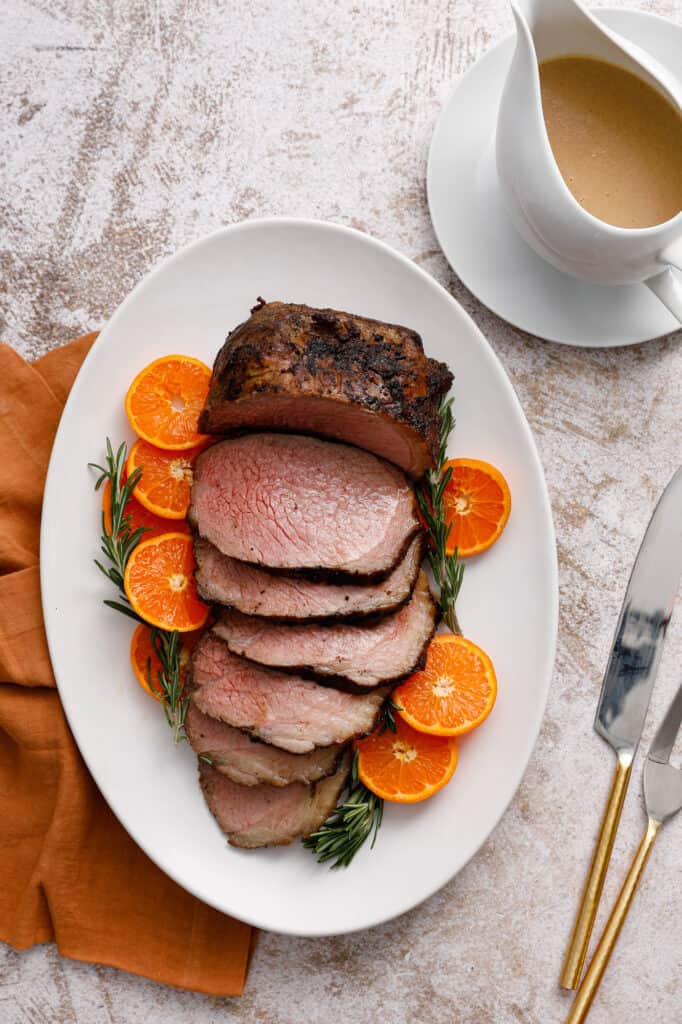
(147, 628, 189, 744)
(416, 397, 464, 635)
(89, 439, 146, 599)
(302, 751, 384, 868)
(90, 438, 187, 743)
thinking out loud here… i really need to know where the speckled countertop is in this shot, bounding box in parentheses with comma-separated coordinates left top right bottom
(1, 1, 681, 1021)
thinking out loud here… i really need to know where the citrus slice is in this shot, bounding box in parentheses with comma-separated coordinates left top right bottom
(441, 458, 511, 557)
(126, 439, 204, 519)
(130, 624, 165, 700)
(130, 623, 201, 700)
(124, 533, 209, 632)
(101, 478, 190, 539)
(394, 634, 497, 736)
(125, 355, 211, 450)
(355, 715, 458, 803)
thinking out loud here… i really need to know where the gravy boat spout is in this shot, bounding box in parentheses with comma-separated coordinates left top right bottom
(496, 0, 682, 323)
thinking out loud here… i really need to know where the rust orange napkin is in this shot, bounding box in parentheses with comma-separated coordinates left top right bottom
(0, 334, 255, 995)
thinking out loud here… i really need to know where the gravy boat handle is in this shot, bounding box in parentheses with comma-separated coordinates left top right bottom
(645, 267, 682, 325)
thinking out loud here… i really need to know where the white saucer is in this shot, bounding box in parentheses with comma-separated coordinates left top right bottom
(427, 8, 682, 347)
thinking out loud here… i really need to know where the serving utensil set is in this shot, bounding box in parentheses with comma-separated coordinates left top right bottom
(559, 467, 682, 1022)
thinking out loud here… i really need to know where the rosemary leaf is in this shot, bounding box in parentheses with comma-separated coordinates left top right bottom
(416, 396, 464, 636)
(103, 599, 144, 623)
(148, 628, 189, 744)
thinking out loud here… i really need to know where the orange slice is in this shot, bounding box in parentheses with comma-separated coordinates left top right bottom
(130, 624, 165, 700)
(355, 715, 458, 803)
(394, 634, 497, 736)
(130, 623, 201, 700)
(124, 533, 209, 632)
(101, 478, 190, 539)
(442, 458, 511, 557)
(126, 439, 204, 520)
(125, 355, 211, 450)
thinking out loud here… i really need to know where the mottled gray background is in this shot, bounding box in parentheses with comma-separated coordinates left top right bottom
(1, 1, 681, 1021)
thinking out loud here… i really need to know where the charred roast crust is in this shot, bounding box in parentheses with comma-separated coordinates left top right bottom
(199, 301, 453, 474)
(193, 535, 425, 624)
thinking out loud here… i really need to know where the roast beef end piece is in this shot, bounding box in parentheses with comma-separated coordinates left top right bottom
(191, 633, 388, 752)
(186, 704, 345, 786)
(190, 433, 419, 580)
(199, 301, 453, 478)
(194, 534, 423, 621)
(213, 570, 438, 688)
(199, 754, 351, 848)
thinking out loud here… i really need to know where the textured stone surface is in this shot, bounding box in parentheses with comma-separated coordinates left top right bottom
(1, 0, 681, 1021)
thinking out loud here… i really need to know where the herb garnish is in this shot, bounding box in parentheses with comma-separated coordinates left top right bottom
(303, 751, 383, 868)
(90, 438, 188, 743)
(147, 627, 189, 744)
(305, 398, 463, 867)
(89, 439, 147, 621)
(416, 397, 464, 635)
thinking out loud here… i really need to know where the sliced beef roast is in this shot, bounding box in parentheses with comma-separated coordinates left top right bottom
(213, 570, 438, 688)
(186, 703, 344, 787)
(198, 301, 453, 478)
(194, 534, 422, 621)
(199, 754, 350, 848)
(191, 632, 387, 752)
(190, 433, 419, 581)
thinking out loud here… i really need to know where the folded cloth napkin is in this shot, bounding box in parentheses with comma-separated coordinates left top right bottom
(0, 335, 254, 995)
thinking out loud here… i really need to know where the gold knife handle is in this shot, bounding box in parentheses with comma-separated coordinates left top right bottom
(565, 818, 660, 1024)
(559, 752, 633, 989)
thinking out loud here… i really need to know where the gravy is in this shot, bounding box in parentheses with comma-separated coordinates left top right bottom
(539, 55, 682, 228)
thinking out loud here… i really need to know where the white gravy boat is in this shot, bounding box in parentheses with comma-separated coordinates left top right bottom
(496, 0, 682, 324)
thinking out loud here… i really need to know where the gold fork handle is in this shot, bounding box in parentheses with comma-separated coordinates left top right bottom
(560, 752, 633, 989)
(565, 818, 660, 1024)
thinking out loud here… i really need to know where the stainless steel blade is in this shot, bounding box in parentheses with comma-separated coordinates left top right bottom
(644, 683, 682, 824)
(648, 683, 682, 765)
(594, 467, 682, 756)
